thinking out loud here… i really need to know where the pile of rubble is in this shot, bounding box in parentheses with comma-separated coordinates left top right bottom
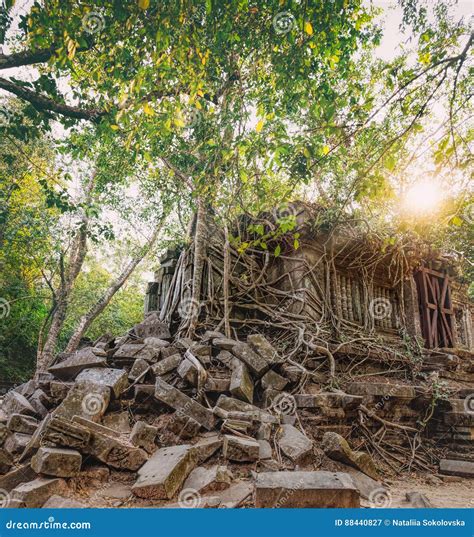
(0, 313, 472, 508)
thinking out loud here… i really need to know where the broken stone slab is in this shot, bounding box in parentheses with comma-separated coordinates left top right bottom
(342, 467, 387, 501)
(2, 391, 37, 417)
(72, 416, 148, 471)
(322, 432, 378, 480)
(190, 434, 223, 464)
(230, 361, 254, 403)
(168, 413, 202, 439)
(132, 444, 197, 499)
(155, 377, 216, 431)
(223, 435, 259, 462)
(4, 432, 32, 455)
(151, 354, 182, 376)
(201, 330, 225, 342)
(113, 343, 146, 359)
(50, 381, 73, 401)
(130, 421, 158, 453)
(102, 412, 131, 434)
(183, 465, 233, 494)
(276, 424, 313, 463)
(255, 471, 360, 508)
(221, 419, 251, 435)
(261, 369, 288, 391)
(14, 380, 37, 399)
(28, 389, 49, 419)
(294, 392, 363, 410)
(0, 448, 13, 473)
(347, 382, 416, 399)
(439, 459, 474, 478)
(40, 416, 91, 451)
(53, 381, 110, 423)
(187, 343, 211, 364)
(48, 350, 106, 381)
(42, 495, 86, 508)
(231, 342, 270, 377)
(75, 368, 128, 398)
(247, 334, 283, 366)
(161, 346, 180, 359)
(31, 447, 82, 477)
(133, 313, 171, 340)
(405, 491, 433, 508)
(0, 464, 37, 492)
(129, 358, 150, 382)
(215, 350, 235, 368)
(177, 357, 200, 386)
(7, 414, 38, 435)
(212, 337, 239, 351)
(258, 439, 273, 460)
(215, 395, 279, 424)
(204, 376, 231, 393)
(10, 477, 66, 508)
(144, 337, 170, 348)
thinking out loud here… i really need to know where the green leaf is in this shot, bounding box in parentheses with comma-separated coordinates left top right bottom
(274, 244, 281, 257)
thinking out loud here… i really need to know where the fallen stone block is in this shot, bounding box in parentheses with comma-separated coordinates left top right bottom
(161, 345, 180, 359)
(2, 391, 36, 417)
(40, 416, 91, 450)
(190, 433, 223, 464)
(53, 381, 110, 423)
(294, 392, 363, 410)
(277, 424, 312, 463)
(322, 432, 378, 480)
(151, 354, 182, 376)
(155, 377, 215, 431)
(255, 471, 360, 508)
(10, 478, 66, 508)
(177, 357, 200, 386)
(212, 337, 238, 351)
(132, 444, 197, 499)
(0, 464, 36, 492)
(258, 439, 272, 460)
(261, 369, 288, 391)
(7, 414, 38, 435)
(28, 389, 49, 419)
(72, 416, 148, 471)
(223, 434, 259, 462)
(4, 432, 32, 455)
(134, 314, 171, 340)
(168, 413, 202, 439)
(342, 467, 386, 501)
(31, 447, 82, 477)
(143, 337, 170, 348)
(439, 459, 474, 478)
(247, 334, 283, 366)
(204, 376, 231, 393)
(75, 368, 128, 398)
(102, 412, 131, 433)
(0, 448, 13, 473)
(215, 395, 279, 424)
(221, 419, 251, 435)
(232, 342, 270, 377)
(130, 421, 158, 453)
(50, 381, 73, 401)
(48, 349, 106, 381)
(230, 362, 254, 403)
(183, 465, 233, 494)
(129, 358, 150, 382)
(347, 382, 416, 399)
(113, 343, 146, 359)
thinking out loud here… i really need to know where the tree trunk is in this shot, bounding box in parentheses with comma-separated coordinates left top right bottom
(186, 198, 207, 337)
(35, 173, 95, 372)
(65, 222, 163, 353)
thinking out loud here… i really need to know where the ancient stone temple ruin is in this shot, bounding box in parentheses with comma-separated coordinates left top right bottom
(1, 202, 472, 509)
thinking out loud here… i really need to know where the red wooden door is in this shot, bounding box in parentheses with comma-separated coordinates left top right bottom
(415, 267, 455, 348)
